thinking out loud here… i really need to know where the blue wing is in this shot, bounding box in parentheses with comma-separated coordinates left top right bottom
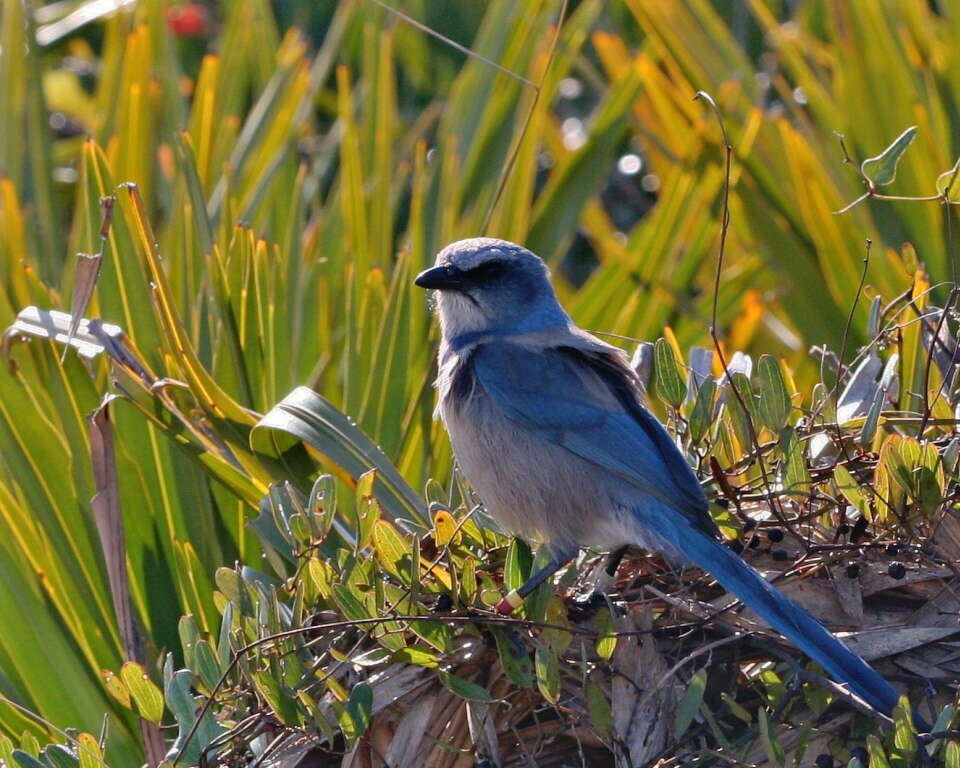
(472, 340, 915, 721)
(471, 340, 711, 530)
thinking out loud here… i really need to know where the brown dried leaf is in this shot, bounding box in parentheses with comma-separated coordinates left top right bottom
(383, 693, 436, 766)
(842, 626, 958, 660)
(611, 607, 674, 766)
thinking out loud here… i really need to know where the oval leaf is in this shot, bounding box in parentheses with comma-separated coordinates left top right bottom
(861, 126, 916, 186)
(438, 670, 492, 702)
(120, 662, 165, 724)
(193, 640, 222, 692)
(595, 605, 617, 661)
(937, 157, 960, 202)
(535, 646, 560, 704)
(585, 681, 613, 739)
(433, 508, 458, 548)
(688, 378, 717, 445)
(757, 355, 791, 432)
(779, 426, 811, 497)
(654, 338, 686, 409)
(101, 668, 131, 709)
(675, 668, 707, 737)
(945, 741, 960, 768)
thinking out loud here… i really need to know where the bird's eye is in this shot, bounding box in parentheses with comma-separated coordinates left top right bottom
(465, 260, 507, 284)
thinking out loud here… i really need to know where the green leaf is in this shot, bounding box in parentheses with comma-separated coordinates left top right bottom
(252, 387, 428, 527)
(860, 126, 916, 186)
(859, 386, 884, 446)
(307, 474, 338, 541)
(331, 583, 370, 622)
(372, 519, 413, 586)
(675, 668, 707, 737)
(688, 378, 717, 445)
(0, 737, 14, 768)
(595, 605, 617, 661)
(17, 735, 39, 759)
(100, 668, 131, 709)
(390, 645, 440, 668)
(74, 735, 101, 768)
(346, 682, 373, 741)
(218, 602, 234, 672)
(504, 538, 532, 594)
(355, 469, 380, 551)
(757, 707, 786, 766)
(178, 614, 200, 672)
(492, 628, 533, 687)
(584, 680, 613, 739)
(654, 338, 686, 410)
(119, 662, 165, 724)
(193, 639, 222, 692)
(944, 741, 960, 768)
(438, 671, 492, 702)
(252, 671, 301, 727)
(892, 696, 917, 759)
(726, 372, 758, 451)
(936, 157, 960, 202)
(867, 734, 892, 768)
(927, 705, 955, 757)
(834, 464, 869, 517)
(779, 426, 811, 497)
(721, 693, 752, 724)
(535, 645, 560, 704)
(42, 745, 78, 768)
(757, 355, 791, 432)
(11, 751, 45, 768)
(433, 508, 458, 548)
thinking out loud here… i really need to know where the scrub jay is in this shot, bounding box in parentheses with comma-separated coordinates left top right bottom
(415, 237, 910, 721)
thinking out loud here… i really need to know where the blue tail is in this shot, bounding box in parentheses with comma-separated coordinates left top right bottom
(672, 525, 916, 722)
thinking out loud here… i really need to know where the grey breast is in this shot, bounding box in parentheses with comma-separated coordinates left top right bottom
(437, 349, 639, 553)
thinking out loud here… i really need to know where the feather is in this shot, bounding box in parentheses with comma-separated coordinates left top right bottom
(471, 337, 919, 724)
(664, 517, 906, 720)
(472, 340, 714, 534)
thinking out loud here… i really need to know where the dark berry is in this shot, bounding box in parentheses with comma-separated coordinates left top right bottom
(846, 563, 861, 579)
(748, 535, 761, 549)
(715, 497, 730, 508)
(772, 549, 788, 561)
(433, 594, 454, 613)
(888, 562, 906, 580)
(728, 540, 744, 554)
(850, 746, 868, 763)
(885, 543, 899, 556)
(837, 523, 850, 535)
(767, 528, 784, 543)
(815, 755, 834, 768)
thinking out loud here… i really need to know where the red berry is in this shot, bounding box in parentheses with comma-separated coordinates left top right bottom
(166, 4, 208, 36)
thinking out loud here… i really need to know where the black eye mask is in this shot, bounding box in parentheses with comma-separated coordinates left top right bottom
(462, 259, 508, 286)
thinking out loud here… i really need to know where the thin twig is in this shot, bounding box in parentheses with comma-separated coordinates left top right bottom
(369, 0, 536, 88)
(694, 90, 789, 528)
(482, 0, 569, 233)
(919, 196, 960, 435)
(826, 240, 871, 464)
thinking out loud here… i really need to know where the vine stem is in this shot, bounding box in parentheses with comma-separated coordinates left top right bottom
(694, 90, 789, 529)
(482, 0, 569, 233)
(173, 609, 666, 764)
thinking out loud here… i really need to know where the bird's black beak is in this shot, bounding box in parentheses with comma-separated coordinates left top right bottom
(414, 264, 465, 290)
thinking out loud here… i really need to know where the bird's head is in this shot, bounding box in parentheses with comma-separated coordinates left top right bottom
(414, 238, 569, 345)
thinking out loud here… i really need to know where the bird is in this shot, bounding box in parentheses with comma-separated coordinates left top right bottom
(415, 236, 915, 723)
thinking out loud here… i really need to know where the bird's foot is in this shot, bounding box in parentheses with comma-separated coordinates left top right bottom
(495, 589, 523, 616)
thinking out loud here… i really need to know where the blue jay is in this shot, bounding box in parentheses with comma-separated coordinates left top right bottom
(415, 237, 910, 721)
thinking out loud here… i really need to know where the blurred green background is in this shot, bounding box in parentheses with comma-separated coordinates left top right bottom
(0, 0, 958, 763)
